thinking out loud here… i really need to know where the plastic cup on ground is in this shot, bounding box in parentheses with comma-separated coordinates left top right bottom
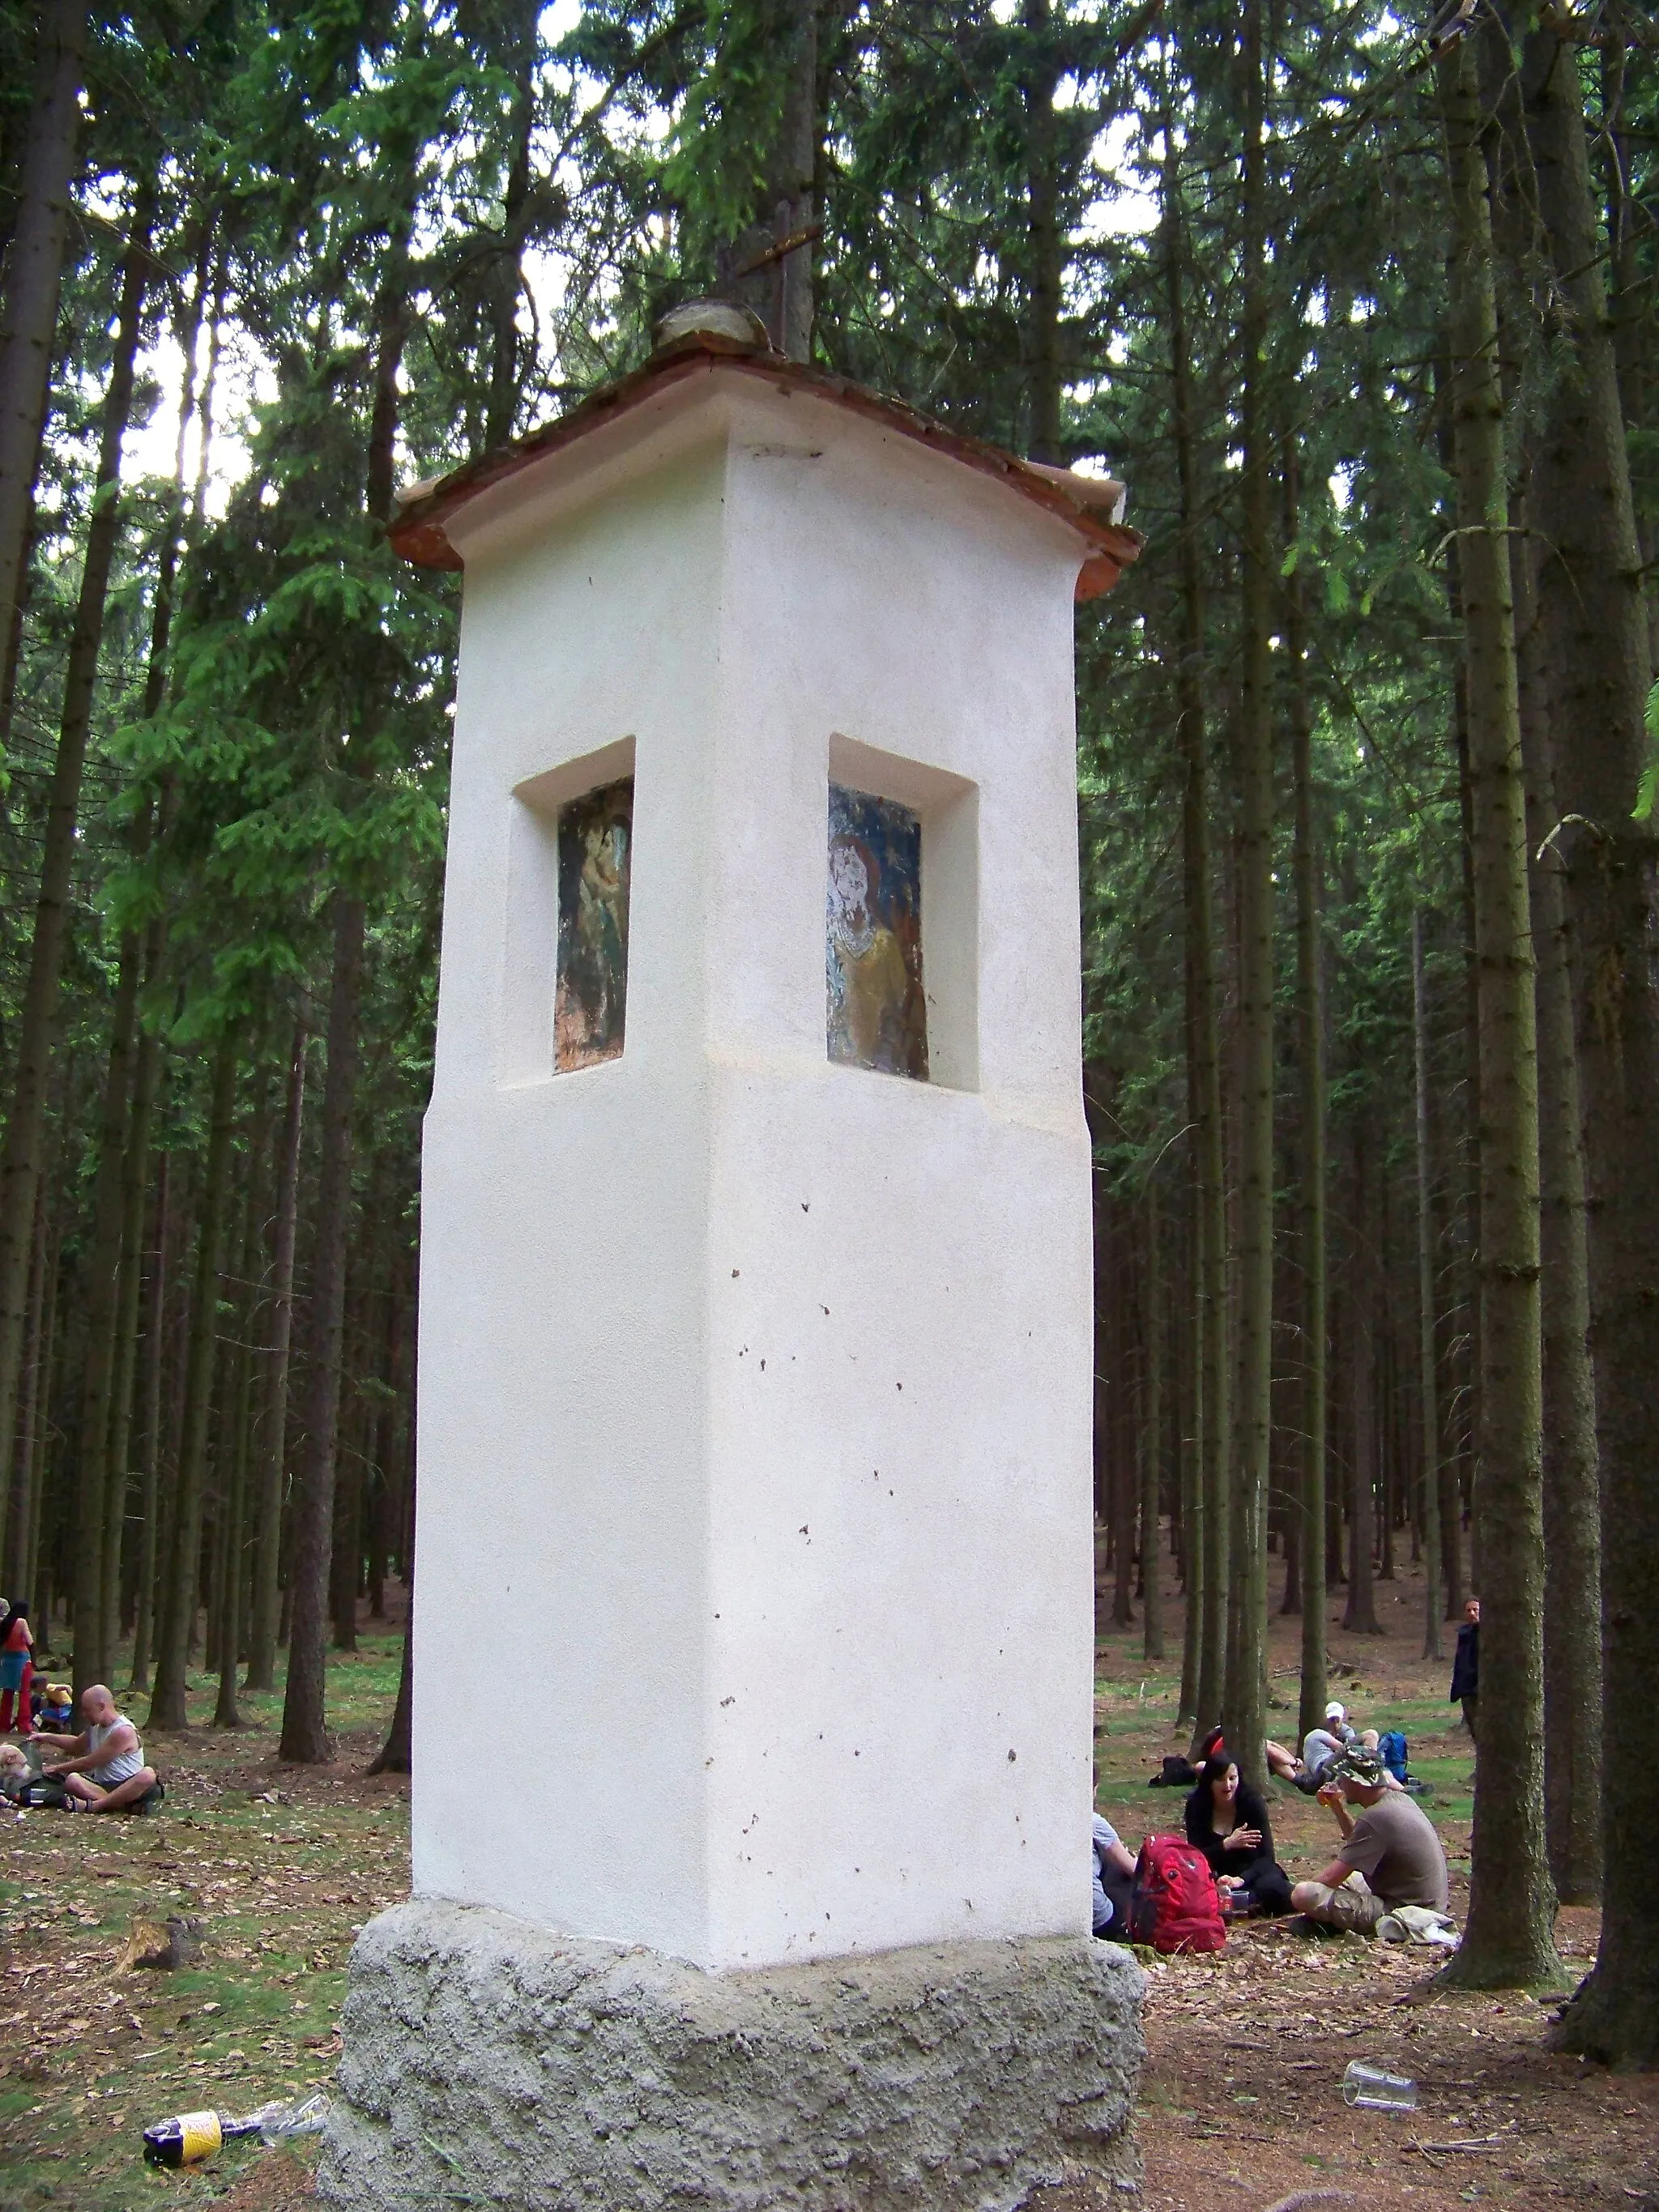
(1341, 2060, 1417, 2111)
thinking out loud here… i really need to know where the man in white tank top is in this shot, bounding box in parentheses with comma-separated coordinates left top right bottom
(34, 1684, 158, 1812)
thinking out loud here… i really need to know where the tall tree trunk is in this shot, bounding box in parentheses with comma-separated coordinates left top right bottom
(147, 1166, 195, 1686)
(1286, 447, 1327, 1742)
(1412, 914, 1444, 1666)
(1084, 1072, 1118, 1627)
(1514, 494, 1601, 1907)
(280, 896, 365, 1762)
(770, 0, 817, 363)
(147, 1038, 239, 1732)
(1376, 1224, 1397, 1588)
(1441, 420, 1482, 1621)
(103, 249, 206, 1668)
(1022, 0, 1062, 462)
(70, 942, 139, 1691)
(245, 1021, 305, 1693)
(105, 952, 163, 1662)
(1597, 14, 1654, 672)
(1436, 31, 1559, 1991)
(20, 1211, 61, 1615)
(1111, 1215, 1136, 1632)
(1343, 1124, 1382, 1637)
(369, 1457, 415, 1778)
(6, 1172, 51, 1592)
(1325, 1276, 1346, 1591)
(128, 1153, 171, 1691)
(1162, 113, 1227, 1741)
(1176, 1183, 1201, 1730)
(213, 1153, 263, 1730)
(0, 1, 89, 680)
(1520, 15, 1659, 2055)
(364, 185, 416, 527)
(1224, 0, 1273, 1782)
(0, 183, 151, 1552)
(1141, 1174, 1166, 1660)
(484, 0, 540, 451)
(719, 0, 818, 360)
(331, 1312, 364, 1654)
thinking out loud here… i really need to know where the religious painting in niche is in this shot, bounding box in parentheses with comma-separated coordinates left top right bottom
(826, 783, 928, 1080)
(555, 778, 633, 1070)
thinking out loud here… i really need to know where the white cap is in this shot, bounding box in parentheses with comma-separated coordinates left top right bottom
(1324, 1700, 1346, 1722)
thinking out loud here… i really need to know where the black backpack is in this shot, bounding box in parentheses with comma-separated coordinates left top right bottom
(1149, 1755, 1198, 1789)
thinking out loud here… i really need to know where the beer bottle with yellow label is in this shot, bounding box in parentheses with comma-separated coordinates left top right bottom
(142, 2108, 265, 2167)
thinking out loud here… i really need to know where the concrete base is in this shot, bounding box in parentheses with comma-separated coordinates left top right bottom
(321, 1901, 1144, 2212)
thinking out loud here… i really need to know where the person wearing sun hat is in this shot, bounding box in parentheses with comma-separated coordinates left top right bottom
(1288, 1749, 1451, 1934)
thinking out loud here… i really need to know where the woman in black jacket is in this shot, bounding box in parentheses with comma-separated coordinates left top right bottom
(1183, 1753, 1294, 1916)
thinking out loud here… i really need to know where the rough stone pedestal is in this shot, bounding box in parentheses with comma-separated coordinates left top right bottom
(321, 1900, 1144, 2212)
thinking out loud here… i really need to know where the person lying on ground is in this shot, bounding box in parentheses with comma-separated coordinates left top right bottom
(1288, 1750, 1451, 1934)
(1183, 1753, 1294, 1915)
(1201, 1720, 1329, 1794)
(0, 1744, 27, 1802)
(1092, 1811, 1137, 1937)
(1260, 1701, 1356, 1793)
(31, 1685, 159, 1813)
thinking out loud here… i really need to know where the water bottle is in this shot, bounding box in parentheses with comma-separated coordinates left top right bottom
(1341, 2060, 1418, 2111)
(254, 2091, 331, 2143)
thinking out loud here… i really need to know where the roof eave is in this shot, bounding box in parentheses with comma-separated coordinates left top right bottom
(386, 339, 1144, 598)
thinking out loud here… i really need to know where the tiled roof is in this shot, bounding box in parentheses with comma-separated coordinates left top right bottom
(389, 327, 1142, 602)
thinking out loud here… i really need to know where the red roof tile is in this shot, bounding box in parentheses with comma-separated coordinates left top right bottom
(389, 330, 1142, 602)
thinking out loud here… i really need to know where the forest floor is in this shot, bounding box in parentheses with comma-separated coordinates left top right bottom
(0, 1557, 1654, 2212)
(1090, 1543, 1658, 2211)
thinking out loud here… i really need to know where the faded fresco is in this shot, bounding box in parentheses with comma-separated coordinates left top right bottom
(826, 783, 928, 1080)
(556, 778, 633, 1070)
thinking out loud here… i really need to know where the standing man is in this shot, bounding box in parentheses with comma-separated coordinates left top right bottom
(1289, 1752, 1450, 1936)
(1450, 1596, 1480, 1737)
(32, 1684, 159, 1812)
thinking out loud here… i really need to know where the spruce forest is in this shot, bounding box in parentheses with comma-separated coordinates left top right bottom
(1, 0, 1656, 2097)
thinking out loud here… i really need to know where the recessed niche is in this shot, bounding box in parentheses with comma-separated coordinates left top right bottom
(827, 785, 928, 1080)
(555, 778, 633, 1070)
(825, 735, 979, 1093)
(501, 736, 635, 1085)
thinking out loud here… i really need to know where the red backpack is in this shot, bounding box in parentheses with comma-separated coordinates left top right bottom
(1128, 1834, 1226, 1954)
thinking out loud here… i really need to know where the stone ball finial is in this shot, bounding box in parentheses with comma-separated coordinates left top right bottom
(652, 298, 771, 355)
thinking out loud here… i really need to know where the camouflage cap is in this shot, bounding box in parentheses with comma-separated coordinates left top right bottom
(1328, 1750, 1386, 1788)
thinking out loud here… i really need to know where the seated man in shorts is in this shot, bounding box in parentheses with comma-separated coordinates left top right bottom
(32, 1684, 159, 1813)
(1289, 1750, 1450, 1934)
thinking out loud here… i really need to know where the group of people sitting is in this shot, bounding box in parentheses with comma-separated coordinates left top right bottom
(0, 1595, 161, 1814)
(1093, 1719, 1451, 1942)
